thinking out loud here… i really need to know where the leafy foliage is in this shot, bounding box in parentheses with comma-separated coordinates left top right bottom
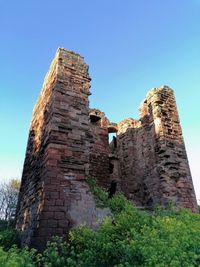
(41, 179, 200, 266)
(86, 177, 108, 207)
(42, 236, 70, 267)
(0, 246, 38, 267)
(1, 178, 200, 266)
(0, 228, 20, 251)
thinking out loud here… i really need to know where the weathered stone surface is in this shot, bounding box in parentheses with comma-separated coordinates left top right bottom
(117, 86, 197, 211)
(16, 49, 198, 251)
(16, 48, 93, 251)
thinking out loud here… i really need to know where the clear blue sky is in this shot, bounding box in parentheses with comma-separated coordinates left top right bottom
(0, 0, 199, 200)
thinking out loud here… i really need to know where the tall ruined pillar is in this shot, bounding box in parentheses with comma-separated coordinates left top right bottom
(16, 48, 92, 250)
(140, 86, 198, 211)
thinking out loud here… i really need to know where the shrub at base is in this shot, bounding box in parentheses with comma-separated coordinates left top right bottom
(0, 178, 200, 267)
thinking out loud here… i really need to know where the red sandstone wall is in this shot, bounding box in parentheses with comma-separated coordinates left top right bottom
(117, 119, 145, 206)
(16, 54, 59, 247)
(117, 86, 198, 211)
(88, 109, 110, 188)
(145, 87, 197, 211)
(89, 124, 110, 188)
(16, 49, 92, 250)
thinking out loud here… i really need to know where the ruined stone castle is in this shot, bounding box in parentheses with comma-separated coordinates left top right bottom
(16, 48, 198, 250)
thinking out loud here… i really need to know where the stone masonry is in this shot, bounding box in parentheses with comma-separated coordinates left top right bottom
(16, 48, 198, 251)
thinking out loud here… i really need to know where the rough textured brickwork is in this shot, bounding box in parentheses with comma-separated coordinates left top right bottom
(16, 48, 95, 250)
(117, 88, 197, 210)
(16, 48, 198, 250)
(88, 109, 110, 188)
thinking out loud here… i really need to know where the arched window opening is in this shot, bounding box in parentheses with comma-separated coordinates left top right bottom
(108, 126, 118, 133)
(108, 125, 118, 148)
(109, 132, 117, 148)
(89, 114, 101, 126)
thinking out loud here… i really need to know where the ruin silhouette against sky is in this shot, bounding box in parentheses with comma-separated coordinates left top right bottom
(0, 1, 199, 201)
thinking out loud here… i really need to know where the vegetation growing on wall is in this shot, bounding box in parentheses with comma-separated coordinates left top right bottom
(0, 178, 200, 267)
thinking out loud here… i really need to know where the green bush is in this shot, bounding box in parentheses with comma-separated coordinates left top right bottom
(86, 177, 108, 207)
(42, 236, 70, 267)
(0, 228, 20, 251)
(41, 206, 200, 267)
(41, 179, 200, 266)
(0, 220, 8, 230)
(1, 178, 200, 266)
(0, 246, 38, 267)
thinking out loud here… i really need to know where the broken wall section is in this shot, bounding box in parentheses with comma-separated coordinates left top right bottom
(88, 109, 110, 188)
(117, 86, 198, 211)
(117, 119, 146, 206)
(143, 86, 197, 211)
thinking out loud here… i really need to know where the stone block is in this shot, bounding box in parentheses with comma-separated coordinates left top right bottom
(54, 212, 65, 220)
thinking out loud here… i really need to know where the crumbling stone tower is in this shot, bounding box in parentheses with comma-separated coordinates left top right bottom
(16, 48, 198, 250)
(116, 89, 197, 209)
